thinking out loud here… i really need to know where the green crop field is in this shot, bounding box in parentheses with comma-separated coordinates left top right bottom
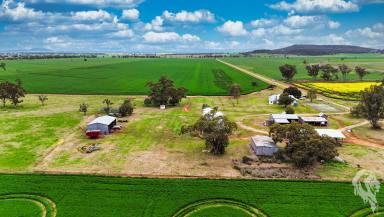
(223, 54, 384, 81)
(0, 174, 383, 217)
(0, 58, 268, 95)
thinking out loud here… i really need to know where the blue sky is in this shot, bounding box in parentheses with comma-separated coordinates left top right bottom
(0, 0, 383, 53)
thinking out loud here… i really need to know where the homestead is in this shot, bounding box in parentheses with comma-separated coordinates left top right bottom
(268, 113, 330, 127)
(299, 116, 328, 126)
(202, 107, 224, 118)
(86, 115, 117, 136)
(250, 136, 278, 156)
(268, 94, 299, 105)
(267, 114, 299, 125)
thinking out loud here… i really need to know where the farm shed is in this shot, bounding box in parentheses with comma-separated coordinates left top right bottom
(267, 114, 299, 126)
(87, 116, 117, 135)
(315, 129, 346, 142)
(250, 136, 278, 156)
(299, 117, 328, 126)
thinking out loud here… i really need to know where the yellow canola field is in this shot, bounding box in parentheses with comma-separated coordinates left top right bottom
(307, 82, 381, 93)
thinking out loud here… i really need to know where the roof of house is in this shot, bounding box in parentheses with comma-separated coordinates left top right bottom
(251, 136, 277, 148)
(300, 117, 328, 122)
(88, 116, 116, 126)
(269, 94, 280, 100)
(269, 94, 298, 101)
(202, 107, 224, 118)
(315, 129, 346, 139)
(274, 119, 290, 124)
(271, 114, 299, 120)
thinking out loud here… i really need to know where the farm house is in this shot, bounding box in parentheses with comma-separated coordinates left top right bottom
(299, 116, 328, 126)
(268, 94, 299, 105)
(86, 116, 117, 135)
(267, 114, 299, 126)
(250, 136, 278, 156)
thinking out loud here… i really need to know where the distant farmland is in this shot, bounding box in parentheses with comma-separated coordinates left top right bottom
(224, 54, 384, 81)
(1, 174, 383, 217)
(0, 58, 268, 95)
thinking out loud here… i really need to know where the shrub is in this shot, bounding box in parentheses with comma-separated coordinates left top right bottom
(119, 99, 134, 117)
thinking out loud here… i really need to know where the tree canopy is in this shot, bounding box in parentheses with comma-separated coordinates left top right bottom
(181, 107, 237, 155)
(307, 88, 317, 102)
(145, 76, 188, 106)
(0, 80, 26, 107)
(279, 64, 297, 81)
(355, 66, 369, 81)
(269, 122, 338, 168)
(351, 85, 384, 129)
(338, 64, 352, 80)
(278, 93, 294, 108)
(306, 64, 320, 79)
(320, 64, 339, 81)
(283, 86, 302, 99)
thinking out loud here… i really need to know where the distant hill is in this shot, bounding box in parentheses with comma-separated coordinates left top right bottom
(245, 44, 381, 56)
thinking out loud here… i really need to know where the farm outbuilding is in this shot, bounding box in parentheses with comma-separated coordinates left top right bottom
(299, 116, 328, 126)
(250, 136, 278, 156)
(86, 116, 117, 135)
(315, 129, 346, 142)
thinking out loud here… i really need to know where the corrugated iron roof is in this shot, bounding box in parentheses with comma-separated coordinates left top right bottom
(88, 116, 116, 126)
(300, 117, 328, 122)
(271, 114, 299, 120)
(251, 136, 277, 148)
(315, 129, 346, 139)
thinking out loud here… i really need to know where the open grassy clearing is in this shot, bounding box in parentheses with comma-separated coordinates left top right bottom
(0, 174, 383, 217)
(317, 144, 384, 179)
(2, 91, 383, 180)
(352, 122, 384, 145)
(0, 58, 268, 95)
(223, 54, 384, 81)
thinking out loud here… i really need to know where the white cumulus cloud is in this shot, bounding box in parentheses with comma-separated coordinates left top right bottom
(328, 20, 341, 29)
(0, 2, 44, 21)
(121, 8, 139, 20)
(270, 0, 359, 13)
(25, 0, 144, 8)
(162, 10, 215, 23)
(217, 20, 248, 36)
(143, 31, 200, 43)
(250, 18, 277, 28)
(284, 15, 318, 28)
(71, 9, 112, 21)
(144, 16, 164, 31)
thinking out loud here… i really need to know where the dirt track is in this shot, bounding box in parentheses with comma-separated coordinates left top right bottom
(216, 59, 351, 112)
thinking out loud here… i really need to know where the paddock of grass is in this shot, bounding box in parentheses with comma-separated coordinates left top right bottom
(223, 54, 384, 81)
(1, 91, 383, 179)
(0, 58, 268, 95)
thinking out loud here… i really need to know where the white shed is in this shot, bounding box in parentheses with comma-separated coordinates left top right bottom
(87, 116, 117, 135)
(250, 136, 278, 156)
(315, 129, 346, 140)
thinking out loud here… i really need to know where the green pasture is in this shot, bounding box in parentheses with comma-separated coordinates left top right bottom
(0, 93, 317, 172)
(0, 58, 268, 95)
(0, 174, 382, 217)
(223, 54, 384, 81)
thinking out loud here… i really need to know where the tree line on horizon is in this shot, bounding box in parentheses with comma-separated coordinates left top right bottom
(279, 63, 369, 81)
